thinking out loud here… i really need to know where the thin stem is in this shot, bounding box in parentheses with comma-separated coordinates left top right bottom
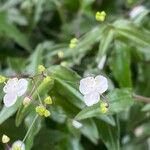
(22, 115, 38, 144)
(133, 94, 150, 103)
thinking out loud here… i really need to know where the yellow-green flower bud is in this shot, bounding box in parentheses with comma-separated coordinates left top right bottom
(2, 134, 10, 143)
(23, 97, 31, 107)
(100, 102, 108, 113)
(38, 65, 46, 73)
(69, 38, 78, 49)
(95, 11, 106, 22)
(100, 106, 108, 113)
(69, 43, 76, 49)
(0, 75, 7, 83)
(70, 38, 78, 44)
(44, 109, 51, 117)
(44, 96, 52, 105)
(60, 61, 68, 67)
(100, 102, 108, 108)
(43, 76, 52, 83)
(36, 105, 46, 116)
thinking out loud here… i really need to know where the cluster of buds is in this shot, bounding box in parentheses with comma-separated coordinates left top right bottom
(38, 65, 46, 74)
(36, 105, 51, 117)
(35, 96, 52, 117)
(69, 38, 78, 49)
(44, 96, 52, 105)
(100, 102, 109, 113)
(95, 11, 106, 22)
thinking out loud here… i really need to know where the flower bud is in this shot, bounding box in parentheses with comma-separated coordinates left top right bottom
(69, 38, 78, 49)
(2, 134, 10, 143)
(100, 102, 108, 113)
(100, 102, 108, 108)
(60, 61, 68, 67)
(44, 96, 52, 105)
(43, 76, 52, 83)
(44, 109, 51, 117)
(100, 106, 108, 113)
(38, 65, 46, 73)
(0, 75, 7, 83)
(70, 38, 78, 44)
(35, 105, 46, 116)
(95, 11, 106, 22)
(23, 97, 31, 107)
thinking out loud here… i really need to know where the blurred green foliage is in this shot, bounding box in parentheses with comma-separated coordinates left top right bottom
(0, 0, 150, 150)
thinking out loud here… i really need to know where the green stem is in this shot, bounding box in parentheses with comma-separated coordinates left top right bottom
(22, 115, 38, 144)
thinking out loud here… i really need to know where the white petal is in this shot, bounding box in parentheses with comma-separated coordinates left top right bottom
(72, 120, 83, 129)
(84, 92, 100, 106)
(12, 140, 25, 150)
(79, 77, 95, 95)
(95, 75, 108, 94)
(17, 79, 28, 96)
(3, 93, 17, 107)
(3, 78, 18, 93)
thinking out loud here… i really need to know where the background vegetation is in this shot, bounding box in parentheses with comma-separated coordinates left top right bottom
(0, 0, 150, 150)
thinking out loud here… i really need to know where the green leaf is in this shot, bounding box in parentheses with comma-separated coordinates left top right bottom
(0, 12, 31, 51)
(0, 97, 23, 125)
(7, 57, 26, 72)
(26, 46, 43, 74)
(114, 20, 150, 47)
(109, 41, 132, 87)
(96, 118, 120, 150)
(142, 103, 150, 112)
(81, 119, 99, 144)
(75, 88, 134, 120)
(49, 66, 84, 108)
(96, 26, 114, 62)
(98, 115, 116, 126)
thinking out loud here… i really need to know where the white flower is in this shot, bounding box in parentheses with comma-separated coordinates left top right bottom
(79, 75, 108, 106)
(98, 55, 106, 70)
(129, 6, 145, 18)
(12, 140, 25, 150)
(72, 120, 83, 129)
(3, 78, 28, 107)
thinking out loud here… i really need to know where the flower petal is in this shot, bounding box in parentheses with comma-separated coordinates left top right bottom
(95, 75, 108, 94)
(79, 77, 95, 95)
(12, 140, 25, 150)
(84, 92, 100, 106)
(3, 93, 17, 107)
(17, 79, 28, 96)
(3, 78, 18, 93)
